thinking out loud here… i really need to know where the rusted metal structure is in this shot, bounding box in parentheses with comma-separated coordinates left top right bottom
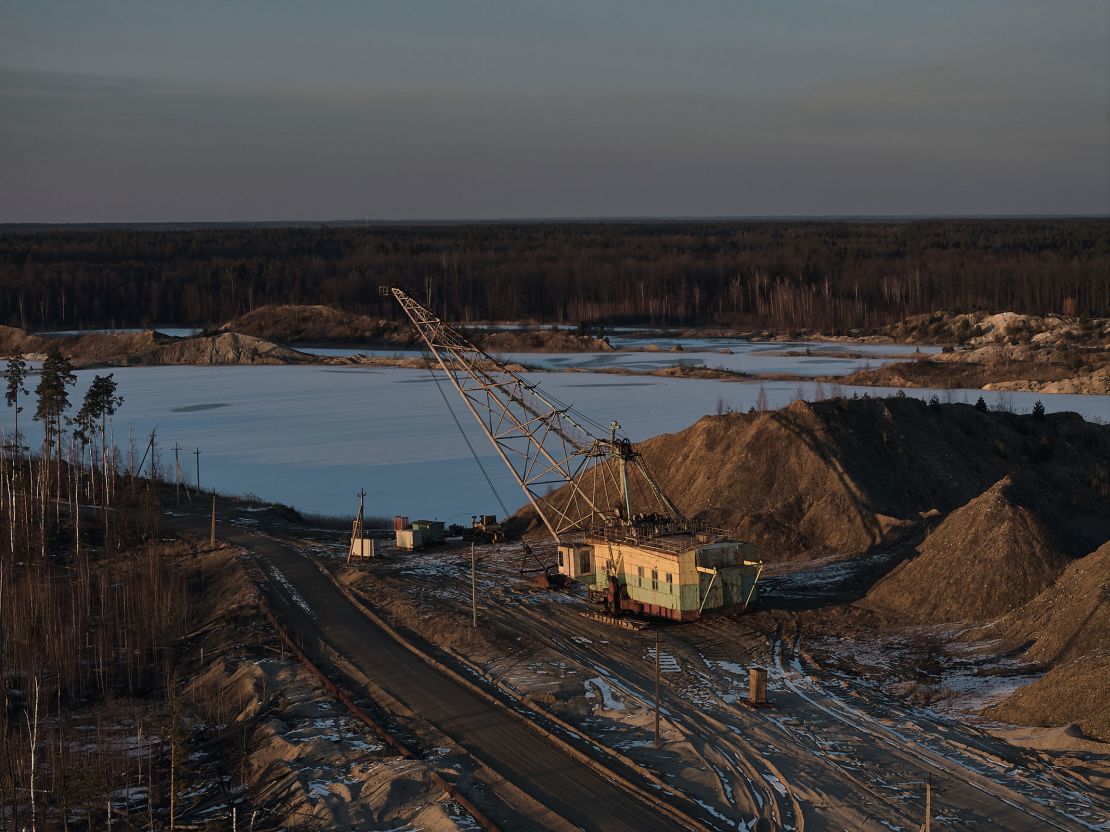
(387, 286, 762, 621)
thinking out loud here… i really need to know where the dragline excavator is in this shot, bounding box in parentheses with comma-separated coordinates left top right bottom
(386, 287, 762, 622)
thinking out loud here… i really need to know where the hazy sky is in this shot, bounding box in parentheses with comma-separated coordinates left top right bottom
(2, 1, 1108, 221)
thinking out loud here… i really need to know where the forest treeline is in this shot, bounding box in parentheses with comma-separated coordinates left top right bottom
(1, 219, 1108, 331)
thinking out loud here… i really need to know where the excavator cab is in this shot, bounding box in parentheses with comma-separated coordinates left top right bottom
(558, 542, 595, 583)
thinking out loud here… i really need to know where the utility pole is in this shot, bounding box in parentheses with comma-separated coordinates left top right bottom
(194, 447, 201, 493)
(471, 542, 478, 629)
(210, 494, 216, 547)
(173, 443, 182, 505)
(349, 488, 367, 564)
(922, 775, 932, 832)
(134, 428, 158, 482)
(654, 630, 661, 749)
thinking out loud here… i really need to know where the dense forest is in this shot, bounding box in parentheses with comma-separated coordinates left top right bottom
(1, 219, 1107, 332)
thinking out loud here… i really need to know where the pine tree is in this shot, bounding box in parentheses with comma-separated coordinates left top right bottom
(1032, 399, 1046, 420)
(74, 374, 123, 449)
(34, 349, 76, 459)
(5, 353, 28, 444)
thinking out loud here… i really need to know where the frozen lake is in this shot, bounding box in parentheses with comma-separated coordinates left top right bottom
(301, 338, 939, 377)
(37, 326, 937, 377)
(36, 327, 202, 338)
(2, 365, 1105, 524)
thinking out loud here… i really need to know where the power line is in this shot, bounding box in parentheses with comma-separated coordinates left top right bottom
(422, 352, 510, 517)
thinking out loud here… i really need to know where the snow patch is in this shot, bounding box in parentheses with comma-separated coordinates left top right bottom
(270, 566, 314, 617)
(584, 677, 626, 711)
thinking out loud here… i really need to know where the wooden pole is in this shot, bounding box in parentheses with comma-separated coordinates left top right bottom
(147, 429, 157, 481)
(173, 443, 181, 505)
(471, 542, 477, 629)
(194, 448, 201, 493)
(654, 630, 661, 749)
(923, 775, 932, 832)
(210, 494, 216, 547)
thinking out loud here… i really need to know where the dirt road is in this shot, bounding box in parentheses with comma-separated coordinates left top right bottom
(192, 521, 704, 831)
(166, 503, 1108, 831)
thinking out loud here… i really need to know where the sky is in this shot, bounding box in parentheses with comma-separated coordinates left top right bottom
(1, 1, 1108, 222)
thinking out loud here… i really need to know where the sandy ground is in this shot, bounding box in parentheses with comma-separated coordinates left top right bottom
(294, 527, 1110, 832)
(171, 536, 488, 831)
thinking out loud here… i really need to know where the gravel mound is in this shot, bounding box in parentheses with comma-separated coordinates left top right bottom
(626, 397, 1110, 563)
(126, 331, 316, 365)
(862, 477, 1069, 623)
(221, 304, 415, 346)
(0, 325, 314, 367)
(478, 329, 613, 353)
(988, 652, 1110, 742)
(981, 540, 1109, 741)
(992, 540, 1110, 664)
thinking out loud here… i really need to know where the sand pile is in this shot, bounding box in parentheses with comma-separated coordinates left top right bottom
(0, 325, 311, 368)
(980, 541, 1110, 741)
(988, 365, 1110, 396)
(0, 326, 171, 364)
(850, 309, 1110, 394)
(617, 397, 1110, 563)
(991, 540, 1110, 664)
(886, 310, 1110, 348)
(63, 330, 169, 362)
(988, 722, 1110, 753)
(0, 324, 48, 355)
(222, 304, 415, 346)
(126, 331, 316, 365)
(478, 329, 613, 353)
(989, 652, 1110, 742)
(862, 478, 1069, 623)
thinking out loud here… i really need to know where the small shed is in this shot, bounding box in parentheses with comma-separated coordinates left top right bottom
(411, 520, 445, 544)
(348, 537, 375, 562)
(396, 528, 424, 551)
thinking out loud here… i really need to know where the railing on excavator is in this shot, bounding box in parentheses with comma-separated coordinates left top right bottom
(574, 518, 745, 553)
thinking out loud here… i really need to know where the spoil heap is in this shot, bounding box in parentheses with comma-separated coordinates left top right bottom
(861, 478, 1069, 623)
(0, 324, 48, 355)
(983, 541, 1110, 741)
(221, 304, 416, 346)
(992, 539, 1110, 664)
(477, 329, 614, 353)
(991, 653, 1110, 742)
(124, 331, 316, 366)
(625, 397, 1110, 562)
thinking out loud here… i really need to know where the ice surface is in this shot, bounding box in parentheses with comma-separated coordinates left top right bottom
(0, 364, 1104, 522)
(36, 327, 201, 338)
(300, 336, 939, 377)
